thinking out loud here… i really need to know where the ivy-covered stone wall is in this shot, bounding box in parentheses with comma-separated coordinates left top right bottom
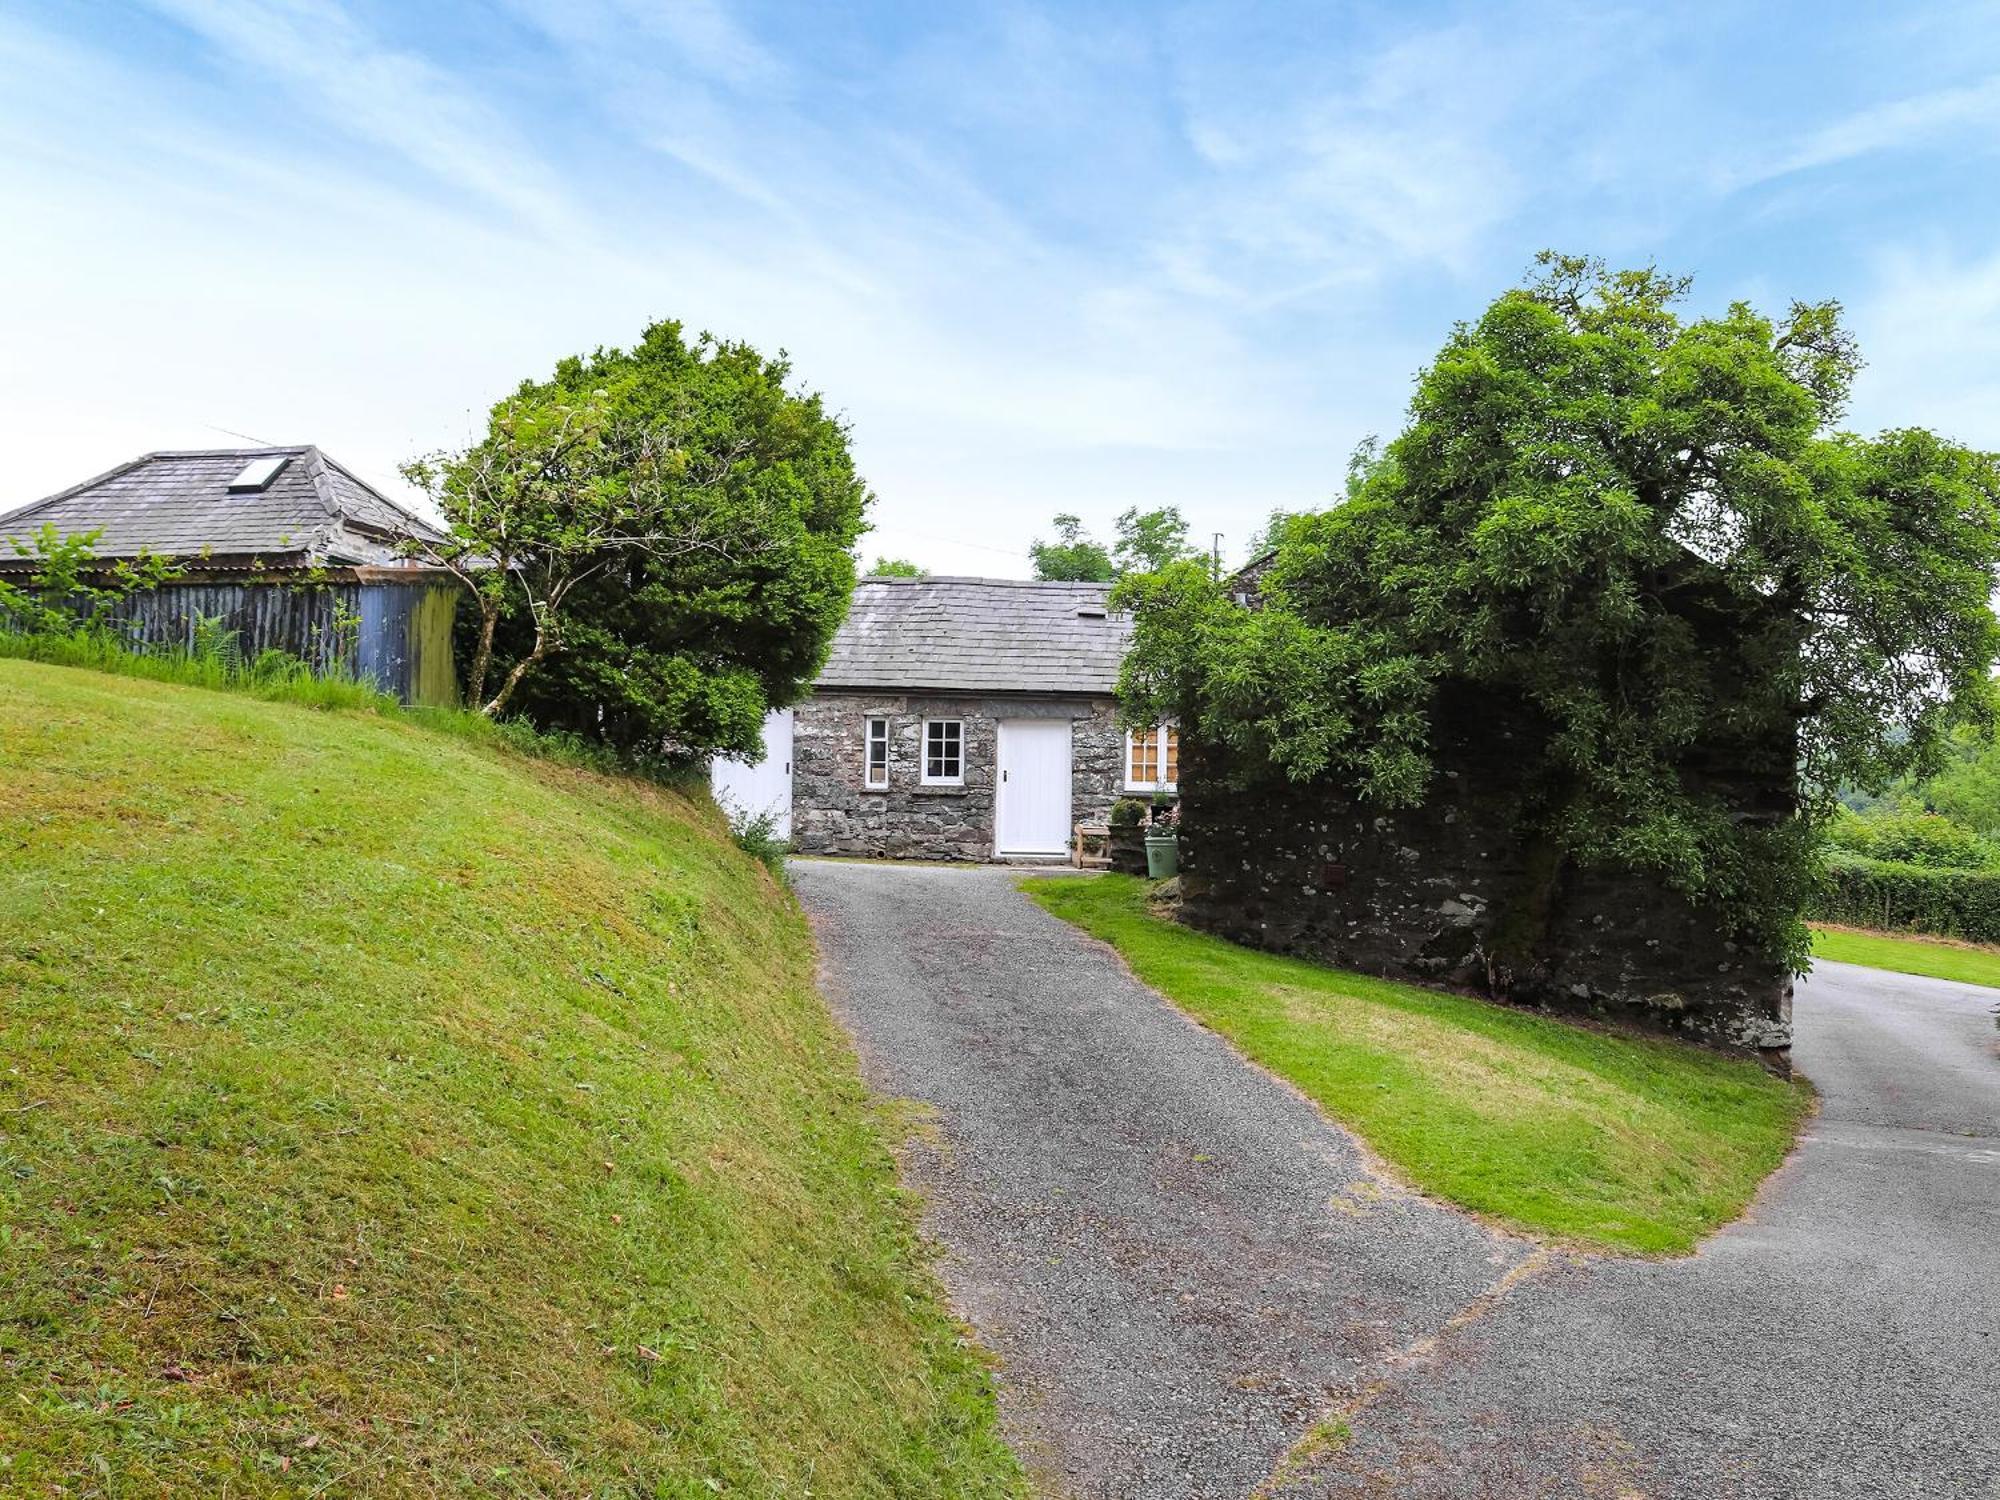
(1177, 685, 1796, 1063)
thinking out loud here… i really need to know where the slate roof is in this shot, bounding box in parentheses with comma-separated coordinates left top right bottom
(0, 447, 446, 571)
(818, 576, 1132, 695)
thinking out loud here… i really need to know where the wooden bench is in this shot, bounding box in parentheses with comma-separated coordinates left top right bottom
(1073, 823, 1111, 870)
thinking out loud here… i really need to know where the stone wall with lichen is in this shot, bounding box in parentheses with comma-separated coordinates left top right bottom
(1177, 682, 1795, 1063)
(791, 690, 1122, 860)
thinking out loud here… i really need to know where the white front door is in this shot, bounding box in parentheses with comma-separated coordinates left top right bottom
(995, 718, 1073, 857)
(711, 707, 794, 839)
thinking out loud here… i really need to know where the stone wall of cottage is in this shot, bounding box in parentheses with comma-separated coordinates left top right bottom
(1177, 683, 1796, 1062)
(792, 691, 1123, 860)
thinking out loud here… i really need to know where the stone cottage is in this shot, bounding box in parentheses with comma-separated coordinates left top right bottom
(712, 576, 1180, 861)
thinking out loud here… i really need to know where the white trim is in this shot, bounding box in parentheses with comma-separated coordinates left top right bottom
(920, 717, 964, 786)
(863, 715, 890, 789)
(1123, 724, 1179, 793)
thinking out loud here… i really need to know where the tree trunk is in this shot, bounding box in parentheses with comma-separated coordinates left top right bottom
(465, 603, 500, 710)
(482, 638, 546, 718)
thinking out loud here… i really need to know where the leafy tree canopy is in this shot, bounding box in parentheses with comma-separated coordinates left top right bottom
(1030, 506, 1198, 580)
(1030, 513, 1115, 581)
(1112, 505, 1195, 574)
(868, 556, 924, 577)
(1118, 254, 2000, 966)
(470, 321, 869, 760)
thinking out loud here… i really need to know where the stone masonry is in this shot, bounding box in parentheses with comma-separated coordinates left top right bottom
(791, 690, 1124, 861)
(1177, 682, 1796, 1062)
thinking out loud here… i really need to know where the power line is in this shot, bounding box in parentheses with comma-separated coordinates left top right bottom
(202, 422, 277, 447)
(876, 525, 1028, 559)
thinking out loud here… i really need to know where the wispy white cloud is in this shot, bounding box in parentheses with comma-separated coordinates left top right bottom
(139, 0, 588, 243)
(1150, 7, 1650, 310)
(1849, 245, 2000, 448)
(5, 0, 1996, 579)
(1732, 71, 2000, 187)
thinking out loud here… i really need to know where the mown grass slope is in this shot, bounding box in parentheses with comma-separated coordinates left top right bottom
(1811, 923, 2000, 987)
(0, 660, 1021, 1497)
(1026, 876, 1812, 1255)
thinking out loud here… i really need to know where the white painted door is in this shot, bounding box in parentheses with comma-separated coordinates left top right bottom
(995, 718, 1073, 856)
(711, 708, 793, 839)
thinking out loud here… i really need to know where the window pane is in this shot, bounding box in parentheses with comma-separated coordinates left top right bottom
(925, 721, 961, 780)
(1129, 731, 1157, 784)
(865, 718, 888, 785)
(1163, 728, 1179, 784)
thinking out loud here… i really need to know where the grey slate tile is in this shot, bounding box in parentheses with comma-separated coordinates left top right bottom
(819, 577, 1132, 694)
(0, 447, 444, 569)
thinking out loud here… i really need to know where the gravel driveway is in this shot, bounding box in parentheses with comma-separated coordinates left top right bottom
(795, 861, 2000, 1500)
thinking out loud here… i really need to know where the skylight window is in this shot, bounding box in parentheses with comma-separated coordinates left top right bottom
(226, 455, 290, 493)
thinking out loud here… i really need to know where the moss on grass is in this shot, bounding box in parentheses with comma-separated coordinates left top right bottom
(1024, 875, 1811, 1255)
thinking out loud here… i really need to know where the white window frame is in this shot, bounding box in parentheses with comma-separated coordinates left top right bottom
(1124, 724, 1179, 793)
(921, 718, 965, 786)
(863, 716, 890, 789)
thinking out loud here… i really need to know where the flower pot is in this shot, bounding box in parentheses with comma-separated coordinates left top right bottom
(1108, 824, 1149, 876)
(1144, 830, 1179, 880)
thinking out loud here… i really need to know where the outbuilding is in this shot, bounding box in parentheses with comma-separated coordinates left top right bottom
(0, 446, 460, 705)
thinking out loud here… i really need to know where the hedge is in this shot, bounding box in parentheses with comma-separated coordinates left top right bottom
(1811, 852, 2000, 944)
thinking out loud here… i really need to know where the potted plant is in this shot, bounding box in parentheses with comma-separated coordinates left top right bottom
(1108, 798, 1150, 875)
(1145, 798, 1180, 880)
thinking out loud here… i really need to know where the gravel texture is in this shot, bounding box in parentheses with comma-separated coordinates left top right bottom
(795, 861, 2000, 1500)
(795, 860, 1534, 1499)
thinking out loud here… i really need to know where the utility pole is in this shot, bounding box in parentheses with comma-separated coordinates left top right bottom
(1212, 532, 1223, 581)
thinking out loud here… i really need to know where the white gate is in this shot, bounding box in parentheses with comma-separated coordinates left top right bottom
(711, 708, 794, 839)
(995, 718, 1073, 857)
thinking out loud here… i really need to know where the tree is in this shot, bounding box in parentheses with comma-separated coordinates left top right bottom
(1030, 513, 1115, 581)
(1119, 254, 2000, 968)
(1112, 505, 1193, 575)
(401, 390, 765, 717)
(869, 556, 924, 577)
(1244, 509, 1302, 563)
(449, 321, 870, 758)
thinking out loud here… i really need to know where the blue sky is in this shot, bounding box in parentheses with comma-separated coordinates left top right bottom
(3, 1, 1998, 575)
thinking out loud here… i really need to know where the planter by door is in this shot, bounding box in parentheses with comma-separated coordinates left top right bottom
(1108, 824, 1149, 875)
(1145, 831, 1179, 879)
(995, 719, 1073, 857)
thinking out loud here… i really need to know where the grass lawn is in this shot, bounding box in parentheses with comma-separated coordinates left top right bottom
(1811, 924, 2000, 988)
(0, 660, 1022, 1497)
(1024, 876, 1812, 1255)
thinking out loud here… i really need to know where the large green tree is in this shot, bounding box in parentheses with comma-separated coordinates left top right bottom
(474, 321, 869, 760)
(1111, 505, 1195, 574)
(1119, 255, 2000, 966)
(1030, 513, 1115, 581)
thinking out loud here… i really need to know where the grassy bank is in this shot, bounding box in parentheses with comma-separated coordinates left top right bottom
(0, 660, 1021, 1496)
(1811, 923, 2000, 987)
(1024, 876, 1811, 1255)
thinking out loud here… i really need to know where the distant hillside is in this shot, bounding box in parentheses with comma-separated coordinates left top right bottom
(0, 661, 1022, 1497)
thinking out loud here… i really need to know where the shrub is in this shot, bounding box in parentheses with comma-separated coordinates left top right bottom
(1827, 807, 1997, 869)
(1109, 798, 1149, 828)
(1811, 852, 2000, 944)
(726, 802, 791, 881)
